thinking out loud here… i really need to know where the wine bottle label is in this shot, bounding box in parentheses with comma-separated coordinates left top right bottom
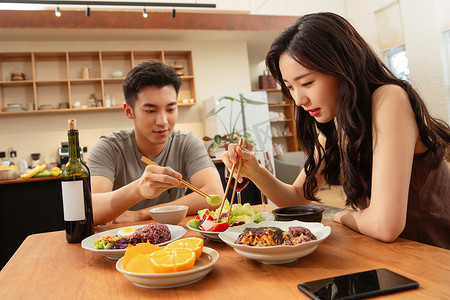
(61, 181, 86, 221)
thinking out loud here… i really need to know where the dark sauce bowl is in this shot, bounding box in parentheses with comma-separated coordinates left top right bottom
(272, 205, 325, 222)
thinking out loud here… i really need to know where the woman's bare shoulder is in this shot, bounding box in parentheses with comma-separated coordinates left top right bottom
(372, 84, 409, 106)
(371, 84, 421, 150)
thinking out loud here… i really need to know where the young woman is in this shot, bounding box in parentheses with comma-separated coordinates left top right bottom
(222, 12, 450, 249)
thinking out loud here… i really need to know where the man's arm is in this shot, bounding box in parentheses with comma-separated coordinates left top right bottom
(113, 166, 224, 223)
(91, 164, 186, 225)
(91, 175, 141, 225)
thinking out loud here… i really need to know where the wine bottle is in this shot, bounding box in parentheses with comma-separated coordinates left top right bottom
(61, 119, 94, 243)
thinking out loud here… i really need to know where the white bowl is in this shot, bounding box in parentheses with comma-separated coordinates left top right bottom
(115, 247, 219, 289)
(111, 70, 124, 78)
(149, 205, 189, 225)
(219, 220, 331, 264)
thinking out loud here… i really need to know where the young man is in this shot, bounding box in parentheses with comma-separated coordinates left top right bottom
(87, 61, 224, 225)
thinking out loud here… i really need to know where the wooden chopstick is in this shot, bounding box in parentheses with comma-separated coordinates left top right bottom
(227, 159, 242, 223)
(140, 156, 213, 199)
(216, 157, 238, 222)
(216, 137, 245, 223)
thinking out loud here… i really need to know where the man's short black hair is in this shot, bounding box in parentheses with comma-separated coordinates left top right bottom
(123, 60, 182, 108)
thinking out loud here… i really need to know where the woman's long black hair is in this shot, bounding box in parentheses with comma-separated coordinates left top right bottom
(266, 12, 450, 210)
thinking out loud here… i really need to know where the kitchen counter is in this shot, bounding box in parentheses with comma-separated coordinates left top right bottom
(0, 176, 65, 270)
(0, 175, 61, 185)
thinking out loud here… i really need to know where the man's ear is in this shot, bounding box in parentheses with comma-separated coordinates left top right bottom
(124, 103, 134, 119)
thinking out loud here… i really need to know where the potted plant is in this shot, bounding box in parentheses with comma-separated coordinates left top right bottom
(203, 93, 266, 154)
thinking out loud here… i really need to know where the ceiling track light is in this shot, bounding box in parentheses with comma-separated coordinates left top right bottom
(172, 8, 176, 18)
(85, 6, 90, 17)
(55, 6, 61, 17)
(0, 1, 216, 9)
(142, 8, 148, 18)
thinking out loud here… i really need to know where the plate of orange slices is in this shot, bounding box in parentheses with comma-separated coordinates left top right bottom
(116, 237, 219, 289)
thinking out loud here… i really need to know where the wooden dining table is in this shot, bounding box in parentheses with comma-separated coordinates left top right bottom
(1, 207, 449, 300)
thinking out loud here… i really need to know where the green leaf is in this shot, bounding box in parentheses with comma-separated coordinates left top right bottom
(241, 95, 266, 105)
(187, 219, 200, 229)
(213, 134, 222, 144)
(206, 107, 225, 118)
(218, 96, 237, 102)
(205, 108, 216, 118)
(207, 143, 216, 151)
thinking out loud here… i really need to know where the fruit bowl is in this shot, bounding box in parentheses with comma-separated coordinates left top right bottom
(0, 168, 19, 181)
(115, 247, 219, 288)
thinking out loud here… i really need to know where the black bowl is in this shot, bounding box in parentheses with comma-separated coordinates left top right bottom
(272, 205, 325, 222)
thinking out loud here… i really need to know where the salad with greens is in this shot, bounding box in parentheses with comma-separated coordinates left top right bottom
(187, 201, 265, 232)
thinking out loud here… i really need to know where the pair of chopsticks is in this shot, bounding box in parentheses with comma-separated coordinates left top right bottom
(216, 137, 245, 224)
(140, 156, 214, 200)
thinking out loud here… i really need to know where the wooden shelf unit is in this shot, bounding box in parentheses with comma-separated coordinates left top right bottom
(254, 88, 299, 153)
(0, 50, 196, 115)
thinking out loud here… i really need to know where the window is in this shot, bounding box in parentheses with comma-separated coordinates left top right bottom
(383, 45, 410, 81)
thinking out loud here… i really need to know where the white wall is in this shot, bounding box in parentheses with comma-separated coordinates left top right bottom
(346, 0, 450, 122)
(399, 0, 448, 121)
(249, 0, 346, 16)
(248, 0, 346, 88)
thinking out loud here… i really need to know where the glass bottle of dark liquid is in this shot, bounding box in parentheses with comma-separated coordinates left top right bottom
(61, 119, 94, 243)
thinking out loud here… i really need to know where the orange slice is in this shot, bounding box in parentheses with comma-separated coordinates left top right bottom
(149, 248, 196, 273)
(165, 237, 204, 260)
(123, 242, 162, 268)
(124, 253, 154, 273)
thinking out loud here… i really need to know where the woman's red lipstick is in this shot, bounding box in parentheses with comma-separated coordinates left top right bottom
(308, 108, 320, 117)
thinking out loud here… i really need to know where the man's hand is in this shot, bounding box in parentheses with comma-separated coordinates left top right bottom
(137, 164, 184, 199)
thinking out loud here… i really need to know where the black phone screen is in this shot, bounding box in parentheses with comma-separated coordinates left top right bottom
(297, 268, 419, 300)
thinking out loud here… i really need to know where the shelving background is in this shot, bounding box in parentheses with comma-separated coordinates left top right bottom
(0, 50, 196, 115)
(254, 88, 299, 154)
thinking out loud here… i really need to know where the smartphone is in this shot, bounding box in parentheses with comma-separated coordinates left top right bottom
(297, 268, 419, 300)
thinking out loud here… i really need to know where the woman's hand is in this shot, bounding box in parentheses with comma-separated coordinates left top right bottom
(136, 164, 184, 200)
(220, 143, 261, 181)
(333, 209, 348, 224)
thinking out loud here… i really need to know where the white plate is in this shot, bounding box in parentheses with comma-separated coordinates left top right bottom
(81, 224, 187, 260)
(218, 220, 331, 264)
(186, 211, 275, 242)
(115, 247, 219, 289)
(3, 107, 24, 111)
(7, 103, 23, 108)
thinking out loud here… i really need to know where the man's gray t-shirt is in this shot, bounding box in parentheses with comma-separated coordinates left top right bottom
(87, 129, 215, 210)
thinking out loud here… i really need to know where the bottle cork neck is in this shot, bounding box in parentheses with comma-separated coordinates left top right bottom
(68, 133, 81, 160)
(68, 119, 77, 130)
